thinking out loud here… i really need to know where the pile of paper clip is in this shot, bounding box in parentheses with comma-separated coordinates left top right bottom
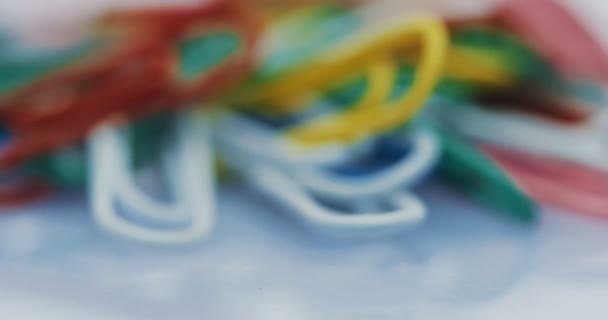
(0, 0, 606, 243)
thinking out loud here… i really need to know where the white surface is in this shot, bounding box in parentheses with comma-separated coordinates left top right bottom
(0, 183, 607, 319)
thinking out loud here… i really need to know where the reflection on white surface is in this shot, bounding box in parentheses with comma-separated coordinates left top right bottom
(0, 182, 606, 319)
(0, 291, 130, 320)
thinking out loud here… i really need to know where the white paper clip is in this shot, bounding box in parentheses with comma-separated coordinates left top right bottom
(215, 112, 355, 167)
(248, 163, 425, 237)
(433, 102, 608, 172)
(217, 114, 435, 236)
(88, 110, 215, 244)
(293, 129, 440, 202)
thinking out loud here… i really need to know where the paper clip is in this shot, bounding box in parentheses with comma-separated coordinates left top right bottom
(235, 14, 448, 113)
(0, 128, 52, 206)
(481, 144, 608, 217)
(0, 1, 261, 168)
(434, 128, 537, 222)
(449, 26, 563, 89)
(0, 171, 51, 207)
(250, 16, 448, 147)
(292, 128, 440, 201)
(88, 110, 215, 244)
(23, 113, 174, 188)
(246, 163, 425, 236)
(434, 100, 608, 172)
(217, 113, 434, 236)
(211, 12, 451, 235)
(494, 0, 608, 80)
(215, 112, 353, 167)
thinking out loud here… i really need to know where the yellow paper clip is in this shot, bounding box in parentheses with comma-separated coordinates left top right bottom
(284, 15, 449, 144)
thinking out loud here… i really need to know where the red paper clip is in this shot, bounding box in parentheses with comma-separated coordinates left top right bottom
(0, 176, 52, 207)
(0, 1, 263, 168)
(477, 87, 593, 126)
(482, 143, 608, 217)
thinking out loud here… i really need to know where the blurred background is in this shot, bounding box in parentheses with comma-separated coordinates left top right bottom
(0, 0, 608, 319)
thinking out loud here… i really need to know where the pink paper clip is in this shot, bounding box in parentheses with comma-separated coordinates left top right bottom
(494, 0, 608, 81)
(481, 143, 608, 218)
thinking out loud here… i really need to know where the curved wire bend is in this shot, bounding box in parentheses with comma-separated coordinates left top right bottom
(287, 16, 449, 144)
(248, 163, 426, 237)
(88, 110, 215, 244)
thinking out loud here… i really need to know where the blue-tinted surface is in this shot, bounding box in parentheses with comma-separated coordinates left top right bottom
(0, 181, 607, 319)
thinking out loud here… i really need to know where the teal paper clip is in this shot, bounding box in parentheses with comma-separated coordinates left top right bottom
(436, 128, 537, 223)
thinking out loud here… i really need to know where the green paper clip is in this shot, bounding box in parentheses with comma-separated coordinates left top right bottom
(24, 113, 175, 188)
(11, 27, 246, 187)
(0, 40, 103, 97)
(436, 128, 538, 223)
